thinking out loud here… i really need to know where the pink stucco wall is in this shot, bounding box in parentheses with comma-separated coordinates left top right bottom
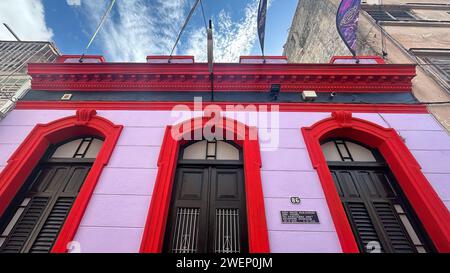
(0, 109, 449, 253)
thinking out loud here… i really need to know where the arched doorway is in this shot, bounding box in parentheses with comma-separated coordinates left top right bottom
(164, 139, 247, 253)
(302, 111, 450, 253)
(0, 109, 123, 253)
(0, 136, 104, 253)
(321, 138, 432, 253)
(140, 117, 270, 253)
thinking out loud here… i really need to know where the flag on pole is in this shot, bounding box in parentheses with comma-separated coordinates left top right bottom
(257, 0, 268, 56)
(336, 0, 361, 56)
(207, 20, 214, 74)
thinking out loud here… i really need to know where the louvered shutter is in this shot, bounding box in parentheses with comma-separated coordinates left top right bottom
(330, 167, 430, 253)
(373, 202, 415, 253)
(0, 165, 90, 253)
(29, 197, 75, 253)
(0, 197, 49, 253)
(345, 202, 384, 253)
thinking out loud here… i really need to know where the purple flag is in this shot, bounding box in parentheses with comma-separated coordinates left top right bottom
(336, 0, 361, 56)
(257, 0, 268, 55)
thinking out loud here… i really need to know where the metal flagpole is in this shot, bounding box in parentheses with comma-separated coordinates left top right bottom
(3, 23, 21, 41)
(207, 20, 214, 102)
(168, 0, 201, 62)
(79, 0, 116, 63)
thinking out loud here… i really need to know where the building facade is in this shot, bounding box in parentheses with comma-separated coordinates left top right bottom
(283, 0, 450, 132)
(0, 40, 60, 118)
(0, 55, 449, 253)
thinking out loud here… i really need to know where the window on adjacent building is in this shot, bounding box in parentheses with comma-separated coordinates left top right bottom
(411, 50, 450, 91)
(365, 9, 416, 21)
(422, 55, 450, 82)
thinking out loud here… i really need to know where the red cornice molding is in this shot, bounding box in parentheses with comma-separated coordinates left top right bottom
(15, 101, 429, 113)
(0, 109, 123, 253)
(140, 117, 270, 253)
(302, 111, 450, 253)
(27, 62, 416, 92)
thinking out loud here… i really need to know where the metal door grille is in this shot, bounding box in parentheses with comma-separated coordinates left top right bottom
(170, 208, 200, 253)
(214, 208, 240, 253)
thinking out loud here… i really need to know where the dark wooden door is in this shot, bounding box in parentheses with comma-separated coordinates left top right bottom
(165, 166, 247, 253)
(330, 166, 432, 253)
(0, 163, 91, 253)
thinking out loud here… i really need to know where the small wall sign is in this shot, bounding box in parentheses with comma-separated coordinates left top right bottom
(280, 211, 320, 224)
(290, 197, 301, 205)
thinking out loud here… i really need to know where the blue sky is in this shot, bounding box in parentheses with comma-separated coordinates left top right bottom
(0, 0, 298, 62)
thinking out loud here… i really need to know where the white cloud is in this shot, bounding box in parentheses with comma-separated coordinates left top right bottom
(81, 0, 188, 62)
(81, 0, 263, 63)
(67, 0, 81, 6)
(187, 0, 260, 62)
(0, 0, 53, 41)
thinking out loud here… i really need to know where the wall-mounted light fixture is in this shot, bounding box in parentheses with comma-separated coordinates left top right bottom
(302, 90, 317, 102)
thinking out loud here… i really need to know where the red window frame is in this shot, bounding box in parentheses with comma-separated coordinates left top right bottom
(0, 109, 123, 253)
(139, 116, 270, 253)
(302, 111, 450, 253)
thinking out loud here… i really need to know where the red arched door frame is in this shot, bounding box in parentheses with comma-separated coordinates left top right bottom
(302, 111, 450, 253)
(0, 109, 123, 253)
(140, 116, 270, 253)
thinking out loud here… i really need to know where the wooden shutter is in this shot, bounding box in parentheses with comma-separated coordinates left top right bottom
(345, 202, 384, 252)
(165, 166, 247, 253)
(0, 197, 49, 253)
(0, 165, 90, 253)
(373, 202, 415, 253)
(209, 168, 247, 253)
(29, 197, 76, 253)
(330, 168, 429, 253)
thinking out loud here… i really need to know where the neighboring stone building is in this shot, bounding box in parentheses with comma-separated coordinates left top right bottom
(284, 0, 450, 132)
(0, 41, 60, 118)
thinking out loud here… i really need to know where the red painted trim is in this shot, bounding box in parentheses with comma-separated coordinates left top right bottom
(302, 111, 450, 253)
(57, 55, 106, 63)
(240, 56, 288, 60)
(0, 109, 122, 253)
(146, 55, 194, 60)
(330, 56, 386, 64)
(15, 101, 429, 114)
(239, 55, 287, 60)
(27, 62, 415, 92)
(139, 117, 270, 253)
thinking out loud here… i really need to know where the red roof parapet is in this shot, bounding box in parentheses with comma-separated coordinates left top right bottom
(57, 55, 106, 63)
(28, 56, 416, 93)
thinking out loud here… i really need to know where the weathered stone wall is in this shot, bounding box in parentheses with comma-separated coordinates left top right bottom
(283, 0, 377, 63)
(283, 0, 450, 133)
